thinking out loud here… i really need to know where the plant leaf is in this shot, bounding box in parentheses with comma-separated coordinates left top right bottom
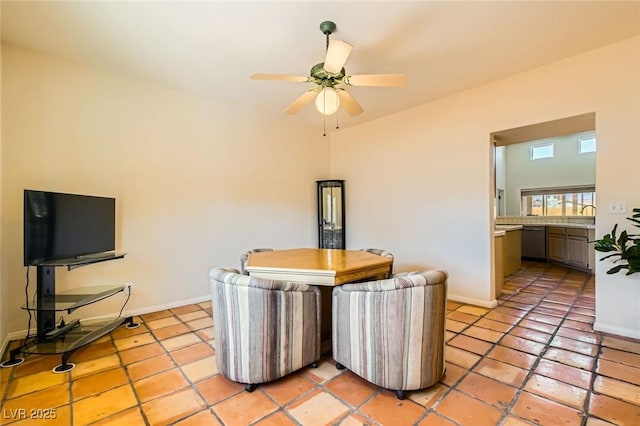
(627, 257, 640, 274)
(592, 210, 640, 275)
(600, 253, 622, 261)
(607, 264, 628, 274)
(594, 237, 617, 252)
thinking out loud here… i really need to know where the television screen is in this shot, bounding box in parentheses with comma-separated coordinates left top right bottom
(24, 190, 116, 265)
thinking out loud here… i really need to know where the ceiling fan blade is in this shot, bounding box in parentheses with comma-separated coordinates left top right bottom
(285, 90, 319, 115)
(250, 73, 310, 82)
(345, 74, 407, 87)
(336, 90, 363, 116)
(323, 39, 353, 74)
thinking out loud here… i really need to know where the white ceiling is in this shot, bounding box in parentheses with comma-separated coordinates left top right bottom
(2, 1, 639, 130)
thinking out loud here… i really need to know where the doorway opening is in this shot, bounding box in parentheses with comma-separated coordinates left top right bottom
(489, 112, 597, 298)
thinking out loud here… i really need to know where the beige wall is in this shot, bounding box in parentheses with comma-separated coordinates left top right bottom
(2, 36, 639, 344)
(1, 46, 328, 338)
(331, 37, 640, 338)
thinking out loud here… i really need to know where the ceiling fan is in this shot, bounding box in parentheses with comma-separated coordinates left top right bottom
(250, 21, 406, 117)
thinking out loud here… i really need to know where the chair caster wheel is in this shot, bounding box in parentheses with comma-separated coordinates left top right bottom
(310, 362, 318, 368)
(245, 384, 257, 392)
(395, 390, 406, 400)
(335, 362, 346, 370)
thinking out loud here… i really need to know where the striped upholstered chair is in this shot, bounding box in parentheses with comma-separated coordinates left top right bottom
(360, 248, 394, 259)
(239, 248, 274, 275)
(332, 269, 448, 399)
(360, 248, 394, 272)
(210, 268, 321, 392)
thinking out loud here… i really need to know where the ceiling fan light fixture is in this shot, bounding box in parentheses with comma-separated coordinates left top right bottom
(315, 87, 340, 115)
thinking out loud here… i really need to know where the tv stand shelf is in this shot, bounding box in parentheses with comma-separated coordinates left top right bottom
(39, 251, 126, 270)
(20, 317, 131, 356)
(22, 284, 126, 313)
(2, 253, 138, 373)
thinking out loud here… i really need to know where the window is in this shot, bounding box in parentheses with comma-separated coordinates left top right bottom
(521, 186, 596, 216)
(579, 136, 596, 153)
(531, 142, 554, 160)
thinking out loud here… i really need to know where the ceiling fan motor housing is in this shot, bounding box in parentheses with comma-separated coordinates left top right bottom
(310, 63, 345, 87)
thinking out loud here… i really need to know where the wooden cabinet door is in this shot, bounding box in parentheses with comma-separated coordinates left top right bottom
(504, 230, 522, 276)
(567, 236, 588, 269)
(548, 234, 566, 262)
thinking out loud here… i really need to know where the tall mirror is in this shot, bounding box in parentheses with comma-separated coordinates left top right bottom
(317, 180, 345, 249)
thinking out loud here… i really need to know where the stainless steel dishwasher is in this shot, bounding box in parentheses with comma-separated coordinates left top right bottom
(521, 226, 547, 260)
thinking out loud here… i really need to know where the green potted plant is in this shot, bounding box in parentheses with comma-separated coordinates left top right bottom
(592, 208, 640, 274)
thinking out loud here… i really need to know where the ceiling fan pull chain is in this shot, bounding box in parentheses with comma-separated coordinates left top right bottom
(323, 88, 327, 136)
(323, 113, 327, 137)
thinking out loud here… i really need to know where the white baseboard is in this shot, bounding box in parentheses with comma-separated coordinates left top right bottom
(6, 327, 37, 344)
(594, 321, 640, 340)
(122, 294, 211, 319)
(2, 294, 211, 349)
(448, 293, 498, 309)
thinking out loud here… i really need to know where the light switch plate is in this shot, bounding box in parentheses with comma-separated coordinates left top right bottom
(608, 201, 627, 214)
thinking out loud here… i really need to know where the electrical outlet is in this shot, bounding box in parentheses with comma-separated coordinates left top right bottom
(608, 201, 627, 214)
(125, 283, 134, 295)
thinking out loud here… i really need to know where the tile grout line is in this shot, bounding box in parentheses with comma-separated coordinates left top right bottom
(156, 308, 229, 426)
(414, 264, 551, 425)
(503, 267, 595, 424)
(583, 319, 605, 425)
(315, 372, 382, 426)
(251, 370, 323, 426)
(477, 265, 565, 425)
(95, 308, 210, 425)
(492, 266, 575, 425)
(100, 315, 162, 425)
(438, 265, 587, 425)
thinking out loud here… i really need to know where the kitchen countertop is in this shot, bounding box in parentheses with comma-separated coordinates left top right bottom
(495, 225, 524, 231)
(494, 223, 595, 236)
(513, 223, 595, 229)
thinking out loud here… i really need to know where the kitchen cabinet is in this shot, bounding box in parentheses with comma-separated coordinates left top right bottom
(500, 223, 595, 272)
(546, 226, 594, 272)
(566, 228, 589, 269)
(504, 228, 522, 276)
(547, 226, 567, 263)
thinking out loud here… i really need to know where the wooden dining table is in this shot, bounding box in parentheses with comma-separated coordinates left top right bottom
(245, 248, 393, 353)
(244, 248, 393, 286)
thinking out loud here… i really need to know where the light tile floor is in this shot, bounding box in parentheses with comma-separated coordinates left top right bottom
(2, 261, 640, 425)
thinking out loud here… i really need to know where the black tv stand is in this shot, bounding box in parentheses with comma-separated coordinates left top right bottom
(45, 318, 81, 339)
(1, 253, 139, 373)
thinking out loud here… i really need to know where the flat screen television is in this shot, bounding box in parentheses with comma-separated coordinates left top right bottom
(24, 190, 116, 266)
